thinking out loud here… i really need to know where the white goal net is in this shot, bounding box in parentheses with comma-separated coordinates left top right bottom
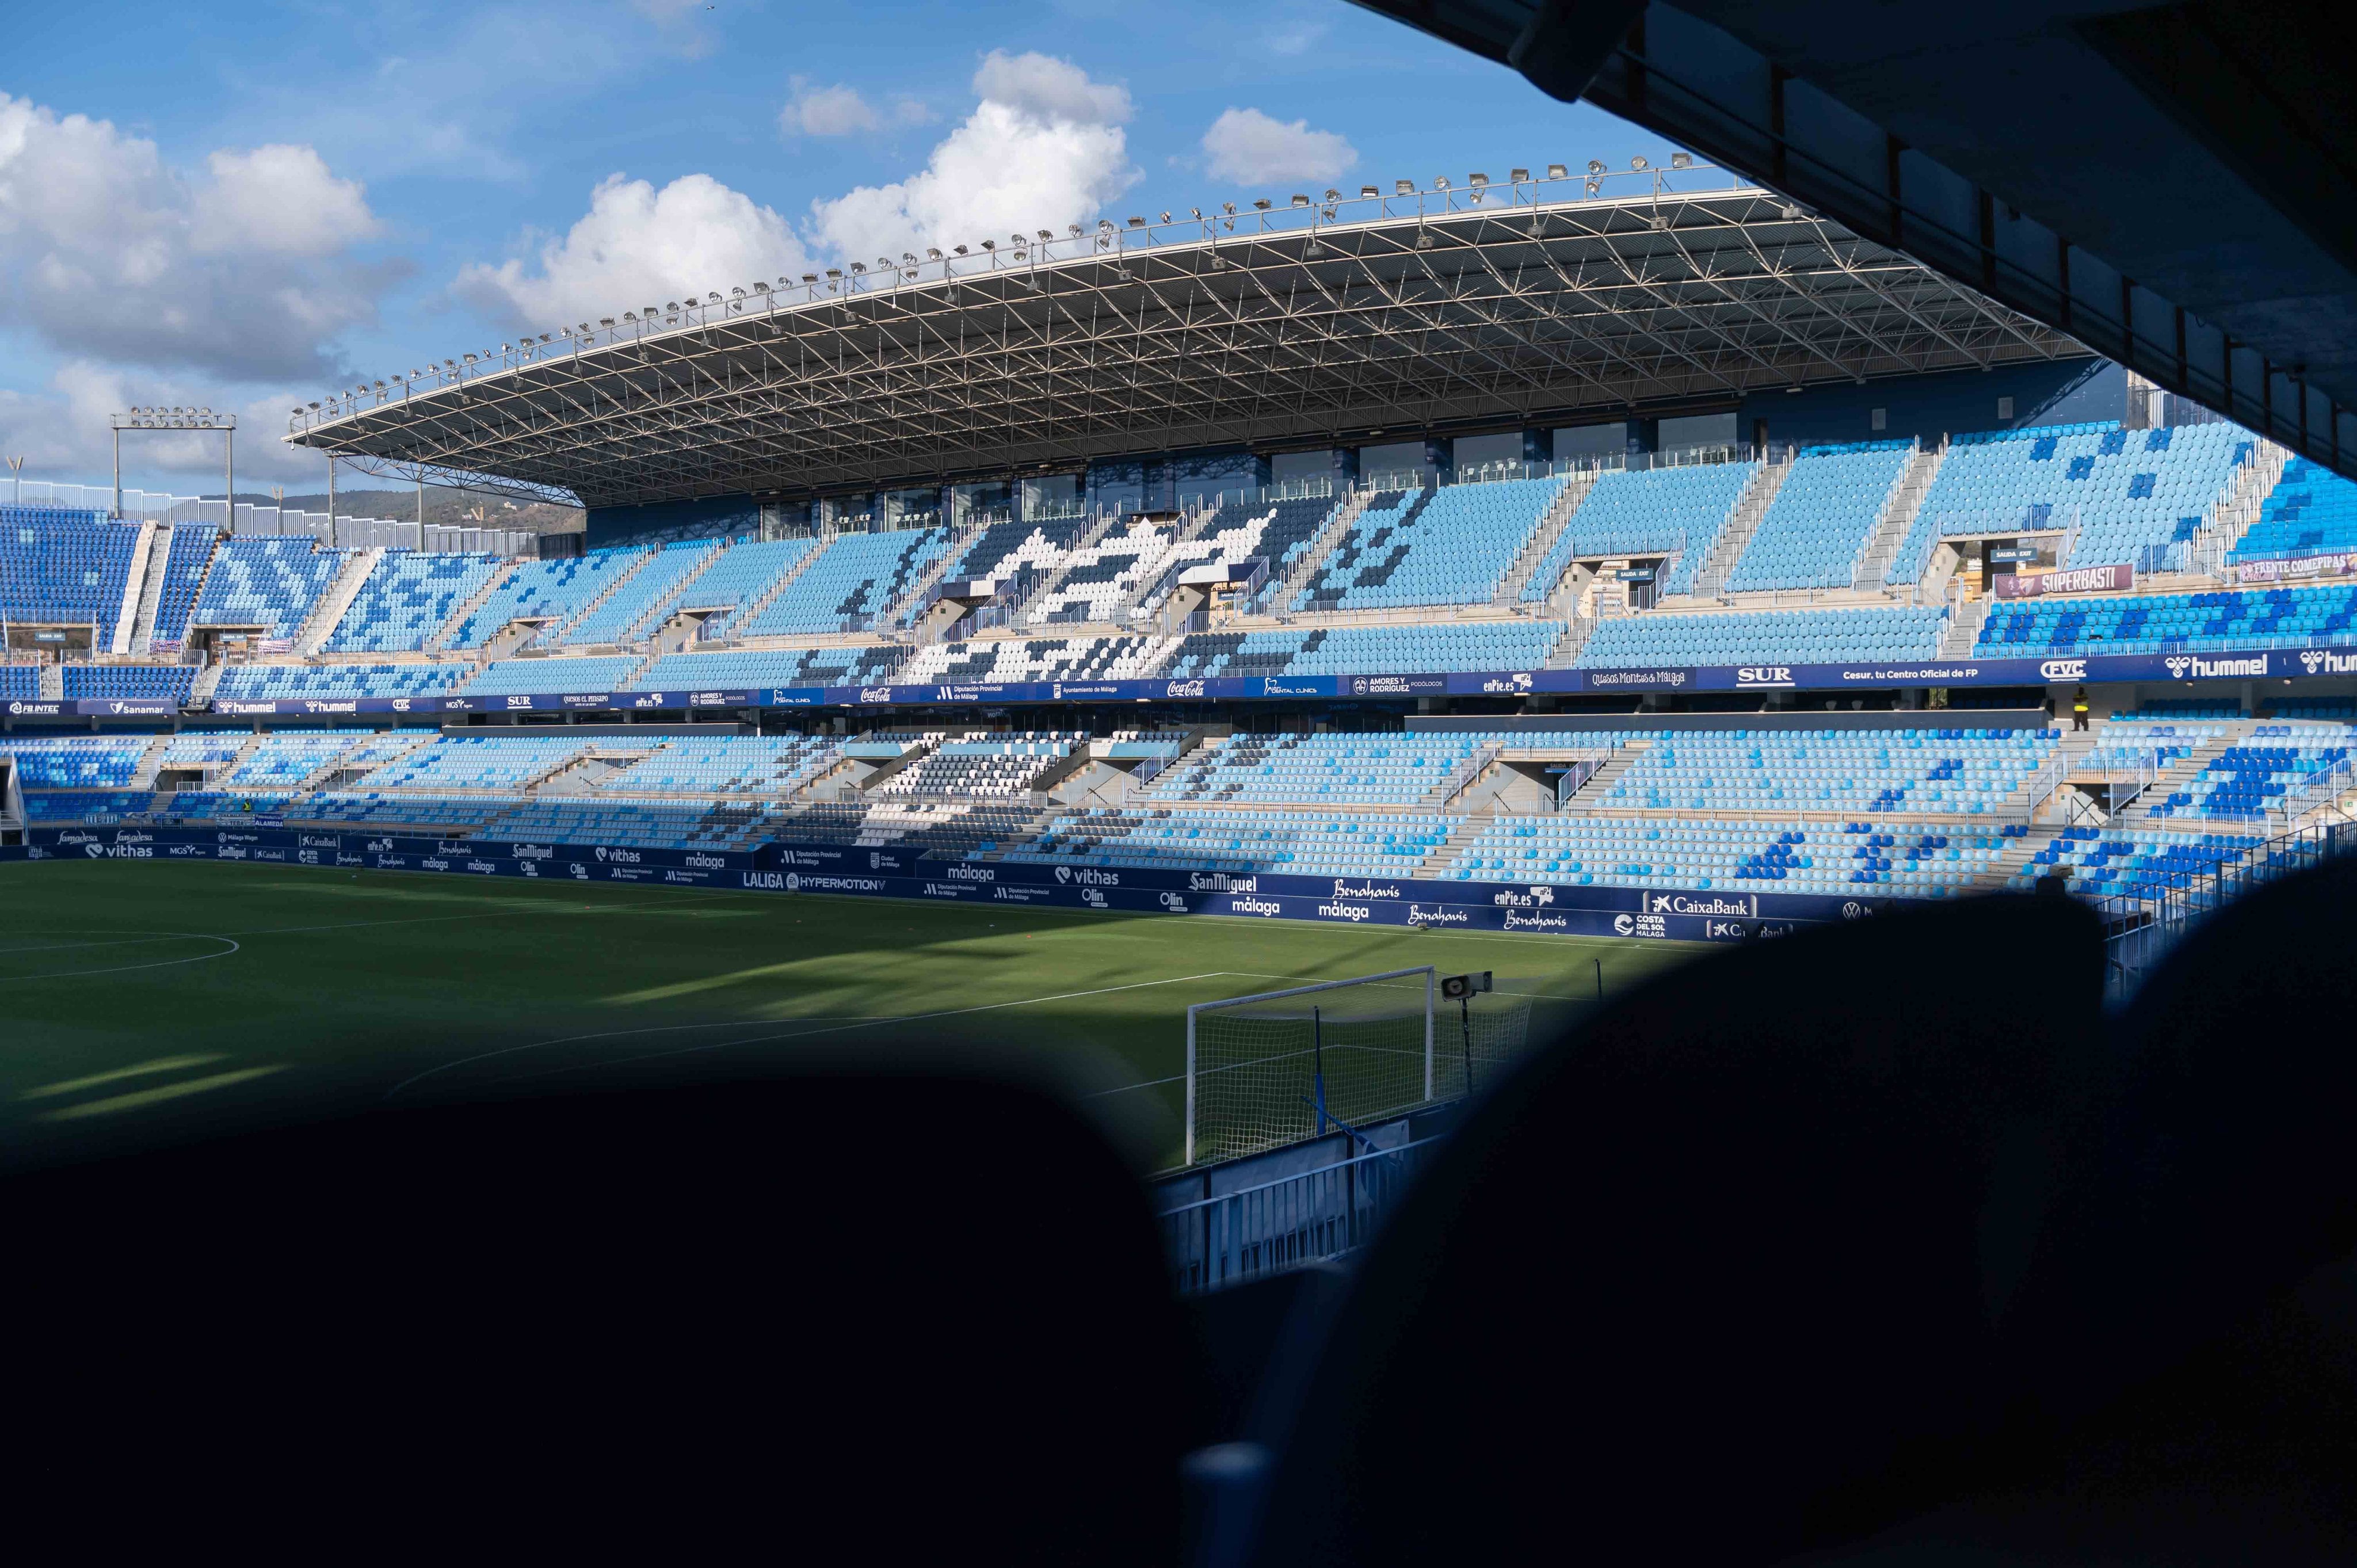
(1185, 968, 1535, 1164)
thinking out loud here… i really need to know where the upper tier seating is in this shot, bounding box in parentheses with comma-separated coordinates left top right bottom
(628, 645, 906, 690)
(444, 549, 650, 647)
(899, 636, 1172, 685)
(679, 539, 816, 638)
(1449, 816, 2009, 895)
(1025, 520, 1180, 625)
(466, 656, 642, 696)
(556, 541, 719, 645)
(1978, 583, 2357, 655)
(147, 525, 219, 647)
(1010, 809, 1453, 878)
(350, 734, 594, 792)
(1602, 727, 2058, 816)
(1247, 495, 1347, 600)
(1299, 478, 1565, 611)
(190, 537, 348, 640)
(1725, 442, 1914, 592)
(595, 737, 838, 796)
(213, 664, 466, 701)
(62, 664, 194, 703)
(1522, 462, 1756, 601)
(944, 517, 1089, 593)
(2016, 825, 2262, 898)
(741, 528, 949, 637)
(326, 552, 502, 653)
(870, 734, 1080, 798)
(0, 508, 139, 640)
(1889, 421, 2249, 582)
(1130, 502, 1279, 616)
(482, 798, 769, 850)
(1164, 621, 1565, 679)
(2228, 457, 2357, 562)
(0, 734, 149, 788)
(1136, 731, 1496, 807)
(1576, 605, 1947, 667)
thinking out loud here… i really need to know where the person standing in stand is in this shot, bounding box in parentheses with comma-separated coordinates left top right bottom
(2072, 686, 2091, 731)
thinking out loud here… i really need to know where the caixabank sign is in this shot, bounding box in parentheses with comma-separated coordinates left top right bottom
(16, 825, 1904, 941)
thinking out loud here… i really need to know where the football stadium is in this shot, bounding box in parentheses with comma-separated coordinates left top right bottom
(6, 0, 2357, 1552)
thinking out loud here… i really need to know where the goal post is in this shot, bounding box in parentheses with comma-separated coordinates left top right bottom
(1186, 967, 1437, 1166)
(1185, 967, 1542, 1164)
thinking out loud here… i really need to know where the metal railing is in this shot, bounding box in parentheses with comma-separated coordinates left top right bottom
(2098, 816, 2357, 1001)
(1161, 1133, 1448, 1294)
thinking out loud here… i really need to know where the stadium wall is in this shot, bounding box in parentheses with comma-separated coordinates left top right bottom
(1739, 359, 2117, 450)
(586, 494, 764, 551)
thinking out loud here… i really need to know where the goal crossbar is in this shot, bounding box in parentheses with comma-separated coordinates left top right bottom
(1185, 967, 1435, 1166)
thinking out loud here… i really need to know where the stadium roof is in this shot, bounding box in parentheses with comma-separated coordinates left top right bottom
(285, 169, 2082, 510)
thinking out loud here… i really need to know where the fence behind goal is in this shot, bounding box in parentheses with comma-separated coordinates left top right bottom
(1185, 967, 1532, 1165)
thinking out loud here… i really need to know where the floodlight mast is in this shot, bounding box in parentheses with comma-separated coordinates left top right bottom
(110, 409, 236, 527)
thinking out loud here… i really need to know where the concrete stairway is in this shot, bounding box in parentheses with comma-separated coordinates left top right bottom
(1940, 600, 1990, 657)
(1265, 489, 1370, 613)
(426, 558, 521, 651)
(1493, 470, 1599, 604)
(128, 733, 175, 789)
(37, 664, 63, 699)
(1691, 455, 1793, 598)
(127, 524, 174, 653)
(1854, 443, 1944, 591)
(113, 521, 160, 655)
(295, 548, 384, 655)
(1559, 740, 1650, 806)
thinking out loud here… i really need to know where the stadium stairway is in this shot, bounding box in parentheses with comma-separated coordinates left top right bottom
(1852, 445, 1946, 591)
(127, 733, 175, 790)
(1689, 455, 1794, 600)
(425, 559, 521, 651)
(547, 550, 659, 645)
(2191, 436, 2291, 565)
(2127, 726, 2259, 821)
(112, 522, 160, 655)
(882, 518, 989, 630)
(188, 662, 225, 704)
(1264, 490, 1367, 613)
(1557, 740, 1650, 805)
(620, 544, 728, 643)
(724, 539, 827, 640)
(1493, 472, 1599, 605)
(1940, 600, 1991, 657)
(295, 550, 385, 656)
(126, 525, 174, 652)
(1009, 510, 1124, 626)
(37, 664, 64, 700)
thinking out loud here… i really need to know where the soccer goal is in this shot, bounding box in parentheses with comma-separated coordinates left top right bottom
(1185, 968, 1534, 1164)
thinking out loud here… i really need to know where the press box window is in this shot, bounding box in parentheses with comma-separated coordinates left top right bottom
(1997, 395, 2016, 420)
(1870, 407, 1887, 431)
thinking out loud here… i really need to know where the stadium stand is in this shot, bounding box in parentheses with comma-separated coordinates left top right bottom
(350, 734, 593, 791)
(1025, 518, 1181, 625)
(594, 736, 838, 795)
(2148, 727, 2354, 821)
(1447, 817, 2010, 894)
(223, 731, 380, 789)
(0, 509, 139, 641)
(443, 549, 650, 648)
(556, 540, 718, 646)
(774, 799, 1042, 857)
(1298, 477, 1563, 611)
(190, 537, 348, 640)
(0, 665, 37, 700)
(1889, 421, 2249, 582)
(945, 516, 1089, 591)
(899, 636, 1172, 684)
(1576, 605, 1947, 667)
(2226, 456, 2357, 562)
(870, 733, 1081, 796)
(1521, 461, 1755, 600)
(628, 645, 907, 690)
(741, 528, 948, 636)
(1162, 621, 1564, 679)
(0, 734, 150, 787)
(1135, 731, 1493, 807)
(1599, 727, 2058, 815)
(325, 552, 502, 654)
(62, 664, 196, 703)
(678, 539, 815, 637)
(1010, 809, 1454, 876)
(2015, 824, 2265, 896)
(146, 526, 219, 647)
(1725, 442, 1913, 592)
(1978, 583, 2357, 655)
(213, 664, 467, 701)
(159, 732, 246, 769)
(465, 656, 643, 696)
(482, 798, 769, 850)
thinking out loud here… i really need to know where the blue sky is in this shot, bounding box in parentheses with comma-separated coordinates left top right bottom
(0, 0, 1688, 492)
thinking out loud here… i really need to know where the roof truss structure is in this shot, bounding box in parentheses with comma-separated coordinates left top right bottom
(288, 188, 2080, 510)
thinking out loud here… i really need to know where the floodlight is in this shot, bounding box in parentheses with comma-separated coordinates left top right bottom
(904, 253, 918, 264)
(979, 241, 993, 251)
(1671, 152, 1693, 169)
(707, 291, 721, 303)
(1188, 209, 1201, 219)
(1158, 212, 1170, 223)
(752, 282, 769, 293)
(926, 248, 943, 260)
(1036, 232, 1051, 243)
(308, 401, 321, 410)
(291, 408, 302, 415)
(1395, 180, 1413, 194)
(849, 262, 865, 273)
(801, 274, 818, 284)
(598, 319, 614, 327)
(1222, 203, 1236, 215)
(1360, 185, 1378, 198)
(952, 246, 967, 255)
(1588, 159, 1605, 174)
(1252, 198, 1271, 211)
(1586, 180, 1600, 196)
(643, 305, 659, 316)
(1126, 216, 1145, 227)
(1469, 173, 1488, 186)
(1325, 188, 1341, 201)
(1510, 168, 1528, 182)
(1547, 163, 1567, 178)
(730, 286, 745, 297)
(666, 300, 680, 311)
(1290, 193, 1309, 207)
(463, 352, 477, 362)
(825, 268, 842, 277)
(623, 311, 637, 321)
(1631, 155, 1649, 170)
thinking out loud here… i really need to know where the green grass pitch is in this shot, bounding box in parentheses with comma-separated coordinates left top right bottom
(0, 860, 1700, 1171)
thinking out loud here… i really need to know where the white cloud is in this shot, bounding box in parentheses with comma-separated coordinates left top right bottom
(0, 361, 331, 484)
(453, 172, 814, 329)
(808, 52, 1135, 263)
(780, 78, 929, 139)
(0, 92, 394, 383)
(1200, 107, 1356, 186)
(193, 144, 380, 257)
